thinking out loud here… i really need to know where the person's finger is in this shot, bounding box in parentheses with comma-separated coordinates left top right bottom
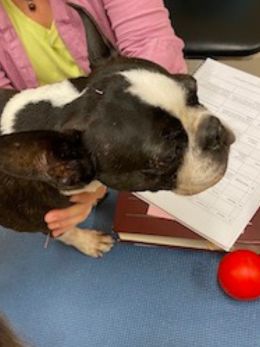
(69, 192, 97, 204)
(52, 228, 70, 238)
(44, 202, 91, 224)
(48, 212, 86, 231)
(70, 186, 108, 204)
(49, 205, 92, 237)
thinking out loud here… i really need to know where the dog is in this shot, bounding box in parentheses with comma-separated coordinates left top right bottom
(0, 56, 235, 257)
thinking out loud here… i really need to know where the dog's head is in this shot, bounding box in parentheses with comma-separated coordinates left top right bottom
(0, 58, 234, 195)
(69, 58, 235, 195)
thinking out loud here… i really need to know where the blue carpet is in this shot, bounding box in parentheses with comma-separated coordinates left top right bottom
(0, 190, 259, 347)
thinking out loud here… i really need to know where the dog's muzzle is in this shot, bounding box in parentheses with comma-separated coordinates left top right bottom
(174, 115, 235, 196)
(198, 116, 235, 152)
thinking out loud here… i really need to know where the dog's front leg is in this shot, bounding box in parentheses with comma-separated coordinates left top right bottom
(57, 227, 114, 257)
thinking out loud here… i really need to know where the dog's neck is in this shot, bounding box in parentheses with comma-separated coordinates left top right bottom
(0, 77, 91, 135)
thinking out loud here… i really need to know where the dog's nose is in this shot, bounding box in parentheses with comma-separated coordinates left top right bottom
(199, 116, 235, 151)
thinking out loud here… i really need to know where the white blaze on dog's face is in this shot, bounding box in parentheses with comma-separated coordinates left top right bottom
(119, 69, 235, 195)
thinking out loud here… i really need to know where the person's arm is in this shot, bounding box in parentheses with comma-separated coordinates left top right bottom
(102, 0, 187, 73)
(0, 65, 13, 89)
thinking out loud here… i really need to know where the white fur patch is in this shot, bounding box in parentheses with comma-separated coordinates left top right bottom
(175, 143, 226, 195)
(1, 80, 86, 134)
(119, 69, 186, 120)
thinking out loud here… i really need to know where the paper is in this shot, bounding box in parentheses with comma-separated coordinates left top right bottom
(138, 59, 260, 250)
(147, 204, 174, 220)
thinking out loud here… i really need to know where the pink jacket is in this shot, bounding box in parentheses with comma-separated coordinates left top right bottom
(0, 0, 187, 90)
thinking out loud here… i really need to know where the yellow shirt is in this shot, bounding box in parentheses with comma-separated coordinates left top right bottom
(2, 0, 85, 85)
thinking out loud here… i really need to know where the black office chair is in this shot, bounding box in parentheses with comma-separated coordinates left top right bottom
(164, 0, 260, 58)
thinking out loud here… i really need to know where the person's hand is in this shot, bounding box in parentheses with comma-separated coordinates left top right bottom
(44, 186, 107, 238)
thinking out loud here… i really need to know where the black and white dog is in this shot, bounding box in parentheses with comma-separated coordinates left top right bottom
(0, 57, 234, 257)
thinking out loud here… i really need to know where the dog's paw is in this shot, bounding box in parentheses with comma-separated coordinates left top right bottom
(58, 228, 115, 258)
(79, 230, 114, 258)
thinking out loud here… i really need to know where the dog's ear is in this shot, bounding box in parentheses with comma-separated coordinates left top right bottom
(173, 74, 199, 106)
(0, 130, 95, 189)
(70, 4, 118, 69)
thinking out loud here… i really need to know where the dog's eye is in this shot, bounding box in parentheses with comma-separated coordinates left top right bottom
(147, 157, 173, 171)
(186, 91, 200, 106)
(161, 128, 183, 141)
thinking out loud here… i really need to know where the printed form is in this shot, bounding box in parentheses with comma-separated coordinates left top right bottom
(138, 59, 260, 250)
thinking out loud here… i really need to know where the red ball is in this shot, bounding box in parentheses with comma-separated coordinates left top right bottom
(217, 250, 260, 300)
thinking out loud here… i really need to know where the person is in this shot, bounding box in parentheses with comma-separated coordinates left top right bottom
(0, 0, 187, 238)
